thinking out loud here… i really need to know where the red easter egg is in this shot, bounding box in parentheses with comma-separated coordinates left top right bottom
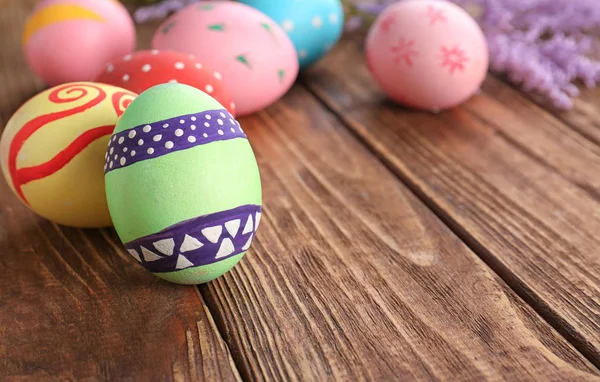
(95, 50, 236, 116)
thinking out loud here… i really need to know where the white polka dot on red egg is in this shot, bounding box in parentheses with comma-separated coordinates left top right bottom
(142, 64, 152, 72)
(195, 63, 202, 69)
(107, 64, 114, 73)
(174, 62, 185, 70)
(122, 74, 130, 82)
(230, 102, 236, 110)
(214, 72, 222, 80)
(151, 50, 159, 55)
(205, 84, 214, 93)
(123, 54, 132, 61)
(168, 79, 178, 84)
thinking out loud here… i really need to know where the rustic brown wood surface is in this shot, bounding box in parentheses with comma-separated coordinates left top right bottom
(303, 34, 600, 367)
(0, 3, 240, 381)
(0, 1, 599, 381)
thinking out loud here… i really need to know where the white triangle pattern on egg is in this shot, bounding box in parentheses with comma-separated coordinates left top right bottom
(255, 212, 262, 230)
(175, 255, 194, 270)
(128, 249, 142, 263)
(202, 226, 222, 243)
(153, 238, 175, 256)
(215, 238, 235, 259)
(141, 246, 162, 262)
(225, 219, 241, 237)
(242, 234, 253, 251)
(242, 215, 253, 235)
(180, 234, 203, 253)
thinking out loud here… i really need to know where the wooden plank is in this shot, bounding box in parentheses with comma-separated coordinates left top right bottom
(302, 34, 600, 366)
(199, 85, 599, 381)
(0, 3, 240, 380)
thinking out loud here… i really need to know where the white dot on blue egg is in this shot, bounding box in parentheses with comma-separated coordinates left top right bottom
(329, 13, 338, 24)
(312, 16, 322, 28)
(282, 19, 294, 32)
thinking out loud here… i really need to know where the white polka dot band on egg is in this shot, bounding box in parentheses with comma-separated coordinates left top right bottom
(105, 109, 245, 174)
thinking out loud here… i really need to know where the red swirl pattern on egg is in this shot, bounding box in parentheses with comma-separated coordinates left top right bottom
(7, 83, 120, 203)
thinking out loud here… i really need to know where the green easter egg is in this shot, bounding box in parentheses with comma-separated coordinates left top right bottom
(104, 84, 262, 284)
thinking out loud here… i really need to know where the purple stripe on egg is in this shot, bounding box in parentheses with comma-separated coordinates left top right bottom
(104, 109, 245, 174)
(125, 204, 262, 273)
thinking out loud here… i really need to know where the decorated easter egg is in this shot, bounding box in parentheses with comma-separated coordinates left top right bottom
(238, 0, 344, 69)
(152, 1, 298, 116)
(0, 83, 137, 228)
(23, 0, 136, 86)
(95, 50, 236, 116)
(365, 0, 488, 110)
(104, 83, 262, 284)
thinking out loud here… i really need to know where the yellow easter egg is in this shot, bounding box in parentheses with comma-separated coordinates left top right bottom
(0, 82, 137, 228)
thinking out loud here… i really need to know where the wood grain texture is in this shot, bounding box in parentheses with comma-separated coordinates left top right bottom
(302, 34, 600, 367)
(200, 85, 599, 381)
(0, 3, 240, 381)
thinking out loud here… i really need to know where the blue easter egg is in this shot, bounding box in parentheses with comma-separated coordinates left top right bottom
(237, 0, 344, 69)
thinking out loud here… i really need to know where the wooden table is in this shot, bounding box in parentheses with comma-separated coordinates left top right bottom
(1, 1, 599, 380)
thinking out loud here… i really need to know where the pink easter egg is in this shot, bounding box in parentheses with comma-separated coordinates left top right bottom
(23, 0, 136, 86)
(152, 1, 299, 116)
(366, 0, 488, 110)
